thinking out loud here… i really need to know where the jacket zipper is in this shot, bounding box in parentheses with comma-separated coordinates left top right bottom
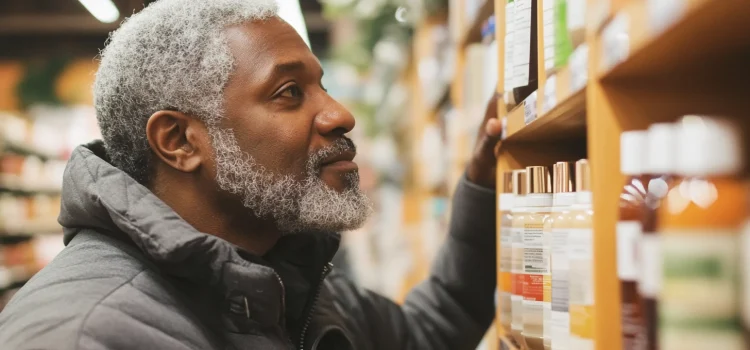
(273, 272, 286, 315)
(298, 262, 333, 350)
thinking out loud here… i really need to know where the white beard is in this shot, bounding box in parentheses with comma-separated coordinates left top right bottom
(208, 126, 371, 234)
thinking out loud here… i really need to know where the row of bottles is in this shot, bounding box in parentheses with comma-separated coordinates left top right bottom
(499, 159, 594, 350)
(617, 116, 749, 350)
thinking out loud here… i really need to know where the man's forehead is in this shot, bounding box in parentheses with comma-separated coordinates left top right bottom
(224, 18, 320, 77)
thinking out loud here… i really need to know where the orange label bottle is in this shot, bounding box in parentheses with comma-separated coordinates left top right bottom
(511, 169, 529, 348)
(499, 171, 515, 335)
(657, 117, 747, 350)
(522, 166, 553, 350)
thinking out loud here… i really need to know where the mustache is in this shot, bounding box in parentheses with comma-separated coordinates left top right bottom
(308, 137, 357, 171)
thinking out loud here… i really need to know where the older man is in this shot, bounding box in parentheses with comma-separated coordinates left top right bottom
(0, 1, 502, 349)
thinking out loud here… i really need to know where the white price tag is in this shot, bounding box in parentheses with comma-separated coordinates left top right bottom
(570, 44, 589, 92)
(524, 91, 538, 125)
(648, 0, 686, 35)
(567, 0, 587, 31)
(601, 12, 630, 72)
(501, 116, 508, 140)
(543, 75, 557, 114)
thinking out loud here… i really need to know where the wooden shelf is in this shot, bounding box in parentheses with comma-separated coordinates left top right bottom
(598, 0, 750, 81)
(460, 0, 495, 48)
(505, 88, 586, 142)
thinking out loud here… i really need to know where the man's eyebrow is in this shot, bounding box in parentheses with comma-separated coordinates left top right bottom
(273, 60, 307, 75)
(270, 60, 324, 79)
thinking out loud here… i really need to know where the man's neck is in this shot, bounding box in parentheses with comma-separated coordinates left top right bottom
(151, 171, 281, 256)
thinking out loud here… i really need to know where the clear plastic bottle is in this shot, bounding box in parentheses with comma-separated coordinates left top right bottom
(548, 162, 576, 350)
(657, 117, 747, 350)
(618, 131, 649, 350)
(499, 171, 515, 335)
(568, 159, 595, 350)
(511, 169, 529, 348)
(522, 166, 553, 350)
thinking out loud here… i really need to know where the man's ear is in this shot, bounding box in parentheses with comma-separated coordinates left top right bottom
(145, 110, 208, 174)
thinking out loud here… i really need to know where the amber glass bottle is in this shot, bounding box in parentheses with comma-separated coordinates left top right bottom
(657, 117, 747, 350)
(618, 131, 649, 350)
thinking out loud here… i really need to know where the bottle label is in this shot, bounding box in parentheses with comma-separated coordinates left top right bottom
(617, 221, 642, 282)
(660, 231, 743, 350)
(512, 226, 525, 330)
(638, 234, 661, 297)
(551, 226, 570, 349)
(513, 0, 533, 87)
(523, 222, 549, 302)
(568, 228, 594, 341)
(504, 1, 516, 90)
(501, 215, 513, 293)
(500, 213, 514, 326)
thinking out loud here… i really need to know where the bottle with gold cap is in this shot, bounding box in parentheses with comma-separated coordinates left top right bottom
(568, 159, 595, 350)
(499, 171, 515, 335)
(522, 166, 553, 350)
(548, 162, 577, 350)
(511, 169, 529, 348)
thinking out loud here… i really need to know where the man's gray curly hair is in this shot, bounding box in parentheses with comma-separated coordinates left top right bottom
(94, 0, 279, 185)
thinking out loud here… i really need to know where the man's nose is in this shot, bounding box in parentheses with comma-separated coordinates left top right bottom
(314, 100, 356, 137)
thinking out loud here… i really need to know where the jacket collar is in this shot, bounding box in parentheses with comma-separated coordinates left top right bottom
(59, 141, 340, 328)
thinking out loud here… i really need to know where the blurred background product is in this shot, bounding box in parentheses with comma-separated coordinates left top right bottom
(2, 1, 750, 350)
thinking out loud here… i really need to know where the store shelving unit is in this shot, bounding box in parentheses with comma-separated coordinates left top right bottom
(487, 0, 750, 349)
(400, 0, 750, 348)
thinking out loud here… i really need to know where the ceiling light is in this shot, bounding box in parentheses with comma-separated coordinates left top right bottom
(78, 0, 120, 23)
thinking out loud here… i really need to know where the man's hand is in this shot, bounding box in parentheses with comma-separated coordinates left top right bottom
(466, 93, 503, 189)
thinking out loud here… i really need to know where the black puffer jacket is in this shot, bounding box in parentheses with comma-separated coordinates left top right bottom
(0, 141, 497, 350)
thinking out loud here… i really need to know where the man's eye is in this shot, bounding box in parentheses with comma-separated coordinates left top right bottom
(280, 85, 303, 98)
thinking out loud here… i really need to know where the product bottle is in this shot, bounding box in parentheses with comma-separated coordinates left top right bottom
(657, 117, 747, 350)
(639, 123, 678, 350)
(568, 159, 595, 350)
(511, 169, 529, 348)
(522, 166, 553, 350)
(548, 161, 576, 350)
(618, 131, 649, 350)
(499, 171, 515, 335)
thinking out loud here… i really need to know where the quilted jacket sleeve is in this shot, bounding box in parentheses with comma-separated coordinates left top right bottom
(329, 175, 497, 350)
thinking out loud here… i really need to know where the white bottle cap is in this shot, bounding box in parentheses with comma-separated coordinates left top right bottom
(620, 130, 647, 176)
(645, 123, 677, 175)
(676, 116, 742, 177)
